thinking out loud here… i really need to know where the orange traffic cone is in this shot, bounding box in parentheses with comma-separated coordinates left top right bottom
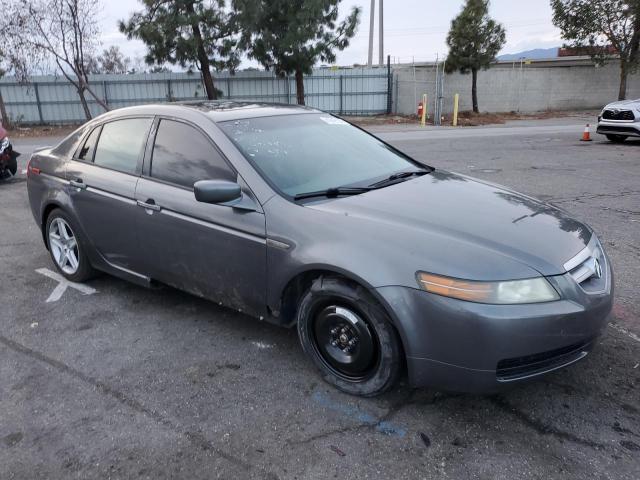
(581, 124, 592, 142)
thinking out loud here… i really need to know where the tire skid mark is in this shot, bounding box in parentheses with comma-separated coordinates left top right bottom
(0, 334, 254, 472)
(491, 396, 606, 450)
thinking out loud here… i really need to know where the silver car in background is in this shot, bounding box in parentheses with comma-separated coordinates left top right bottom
(597, 99, 640, 143)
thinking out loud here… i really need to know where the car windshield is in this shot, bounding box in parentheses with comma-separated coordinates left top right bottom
(219, 113, 424, 198)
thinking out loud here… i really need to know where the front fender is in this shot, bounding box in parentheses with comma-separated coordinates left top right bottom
(264, 197, 409, 328)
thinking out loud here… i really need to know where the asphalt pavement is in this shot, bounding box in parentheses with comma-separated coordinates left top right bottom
(1, 116, 639, 479)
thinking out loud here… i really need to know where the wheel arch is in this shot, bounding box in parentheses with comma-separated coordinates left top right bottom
(273, 265, 402, 333)
(40, 201, 66, 249)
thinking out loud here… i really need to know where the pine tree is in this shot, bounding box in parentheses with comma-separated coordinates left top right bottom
(445, 0, 506, 113)
(120, 0, 239, 100)
(233, 0, 361, 105)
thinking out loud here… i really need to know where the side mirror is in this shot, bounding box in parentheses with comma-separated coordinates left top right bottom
(194, 180, 242, 204)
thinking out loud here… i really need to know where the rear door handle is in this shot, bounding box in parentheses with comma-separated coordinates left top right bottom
(137, 199, 161, 212)
(69, 179, 86, 190)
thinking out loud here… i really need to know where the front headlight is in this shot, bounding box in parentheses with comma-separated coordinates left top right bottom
(416, 272, 560, 304)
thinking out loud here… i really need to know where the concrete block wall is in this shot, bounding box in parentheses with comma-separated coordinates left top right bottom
(393, 59, 640, 116)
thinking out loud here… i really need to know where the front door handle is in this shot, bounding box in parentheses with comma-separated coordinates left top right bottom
(69, 179, 86, 190)
(137, 199, 161, 212)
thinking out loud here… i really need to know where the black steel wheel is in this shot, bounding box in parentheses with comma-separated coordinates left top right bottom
(297, 276, 402, 397)
(312, 304, 379, 381)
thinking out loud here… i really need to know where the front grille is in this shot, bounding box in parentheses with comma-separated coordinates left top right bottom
(602, 109, 635, 121)
(496, 340, 593, 382)
(564, 238, 608, 294)
(597, 125, 639, 135)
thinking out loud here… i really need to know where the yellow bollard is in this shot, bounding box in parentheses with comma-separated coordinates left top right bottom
(452, 93, 459, 126)
(421, 94, 427, 126)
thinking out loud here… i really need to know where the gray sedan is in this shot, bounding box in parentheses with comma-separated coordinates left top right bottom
(26, 102, 613, 396)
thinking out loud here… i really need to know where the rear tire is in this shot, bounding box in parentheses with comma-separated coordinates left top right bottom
(7, 156, 17, 176)
(606, 134, 628, 143)
(297, 276, 402, 397)
(45, 208, 96, 282)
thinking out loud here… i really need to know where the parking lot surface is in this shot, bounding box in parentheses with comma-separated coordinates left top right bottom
(1, 116, 639, 479)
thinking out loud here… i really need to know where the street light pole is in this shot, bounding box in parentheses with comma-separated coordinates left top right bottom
(367, 0, 375, 67)
(378, 0, 384, 66)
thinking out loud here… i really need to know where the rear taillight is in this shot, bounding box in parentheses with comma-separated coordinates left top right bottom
(27, 157, 40, 177)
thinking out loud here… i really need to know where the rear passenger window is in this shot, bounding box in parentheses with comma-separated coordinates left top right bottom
(77, 126, 101, 161)
(93, 118, 152, 174)
(150, 120, 235, 188)
(53, 126, 87, 158)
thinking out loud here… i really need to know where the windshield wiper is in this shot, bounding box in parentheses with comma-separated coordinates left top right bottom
(293, 168, 432, 200)
(294, 187, 373, 201)
(368, 169, 430, 188)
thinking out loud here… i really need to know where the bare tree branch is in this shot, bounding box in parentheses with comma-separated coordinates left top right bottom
(0, 0, 108, 119)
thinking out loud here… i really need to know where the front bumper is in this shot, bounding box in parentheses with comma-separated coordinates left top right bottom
(377, 271, 613, 393)
(596, 119, 640, 137)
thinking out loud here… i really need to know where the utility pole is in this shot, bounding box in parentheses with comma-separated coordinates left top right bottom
(378, 0, 384, 66)
(367, 0, 375, 67)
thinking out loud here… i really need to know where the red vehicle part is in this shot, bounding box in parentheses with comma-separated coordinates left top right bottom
(0, 124, 18, 178)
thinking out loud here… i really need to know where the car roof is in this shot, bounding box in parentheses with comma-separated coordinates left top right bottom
(99, 101, 321, 123)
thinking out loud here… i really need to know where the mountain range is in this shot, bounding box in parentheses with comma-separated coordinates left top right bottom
(497, 47, 559, 61)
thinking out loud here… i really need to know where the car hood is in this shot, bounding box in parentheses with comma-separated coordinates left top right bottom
(604, 98, 640, 109)
(306, 170, 591, 280)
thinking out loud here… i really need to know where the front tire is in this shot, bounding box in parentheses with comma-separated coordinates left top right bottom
(606, 134, 628, 143)
(45, 209, 96, 282)
(297, 277, 402, 397)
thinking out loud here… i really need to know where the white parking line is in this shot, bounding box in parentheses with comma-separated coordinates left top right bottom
(609, 323, 640, 343)
(35, 268, 97, 302)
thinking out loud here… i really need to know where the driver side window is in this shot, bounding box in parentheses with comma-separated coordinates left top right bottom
(150, 119, 236, 189)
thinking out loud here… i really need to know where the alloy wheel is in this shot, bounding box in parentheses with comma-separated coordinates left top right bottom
(48, 218, 80, 275)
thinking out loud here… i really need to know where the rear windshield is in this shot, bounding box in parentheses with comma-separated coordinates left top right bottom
(218, 113, 419, 197)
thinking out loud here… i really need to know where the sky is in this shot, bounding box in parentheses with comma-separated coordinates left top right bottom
(99, 0, 563, 69)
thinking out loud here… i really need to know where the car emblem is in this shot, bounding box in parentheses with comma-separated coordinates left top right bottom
(612, 108, 619, 114)
(592, 258, 602, 279)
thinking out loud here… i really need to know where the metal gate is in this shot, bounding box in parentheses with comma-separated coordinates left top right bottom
(0, 67, 393, 125)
